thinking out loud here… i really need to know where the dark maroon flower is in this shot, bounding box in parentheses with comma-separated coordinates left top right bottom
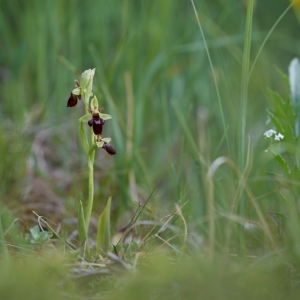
(88, 115, 105, 135)
(102, 142, 116, 155)
(67, 93, 78, 107)
(67, 92, 82, 107)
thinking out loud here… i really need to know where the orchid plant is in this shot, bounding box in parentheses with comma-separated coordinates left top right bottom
(67, 69, 116, 254)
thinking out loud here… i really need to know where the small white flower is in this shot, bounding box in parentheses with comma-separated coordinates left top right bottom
(274, 133, 284, 141)
(264, 129, 277, 138)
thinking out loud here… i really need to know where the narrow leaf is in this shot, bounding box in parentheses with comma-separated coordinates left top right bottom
(78, 200, 87, 243)
(88, 144, 97, 156)
(80, 121, 89, 156)
(96, 196, 112, 253)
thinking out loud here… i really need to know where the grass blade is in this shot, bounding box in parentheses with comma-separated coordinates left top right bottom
(96, 196, 112, 253)
(190, 0, 230, 155)
(78, 200, 87, 243)
(238, 0, 255, 251)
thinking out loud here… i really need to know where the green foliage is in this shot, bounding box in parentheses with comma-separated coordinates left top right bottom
(29, 225, 53, 244)
(267, 89, 297, 144)
(78, 200, 87, 243)
(96, 197, 112, 253)
(1, 0, 300, 298)
(79, 121, 89, 156)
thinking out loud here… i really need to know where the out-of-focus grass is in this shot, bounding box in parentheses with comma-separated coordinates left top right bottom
(1, 0, 300, 298)
(0, 0, 299, 213)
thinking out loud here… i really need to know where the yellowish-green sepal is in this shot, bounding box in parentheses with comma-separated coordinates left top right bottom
(72, 87, 81, 95)
(101, 138, 111, 143)
(79, 113, 91, 123)
(100, 113, 112, 120)
(96, 141, 104, 148)
(91, 96, 99, 110)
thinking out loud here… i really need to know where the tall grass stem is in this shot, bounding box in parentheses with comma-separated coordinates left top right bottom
(190, 0, 230, 155)
(248, 1, 295, 80)
(238, 0, 255, 249)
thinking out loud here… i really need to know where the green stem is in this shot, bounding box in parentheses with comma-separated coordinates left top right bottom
(85, 128, 95, 235)
(239, 0, 254, 252)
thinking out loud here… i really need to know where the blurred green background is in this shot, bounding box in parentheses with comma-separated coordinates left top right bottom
(1, 0, 300, 299)
(0, 0, 300, 246)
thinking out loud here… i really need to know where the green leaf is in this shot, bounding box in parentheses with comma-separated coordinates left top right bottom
(270, 211, 288, 221)
(79, 113, 91, 123)
(267, 89, 297, 144)
(96, 196, 111, 253)
(30, 225, 53, 243)
(78, 200, 87, 243)
(100, 113, 112, 120)
(88, 144, 97, 156)
(79, 121, 89, 156)
(268, 146, 300, 180)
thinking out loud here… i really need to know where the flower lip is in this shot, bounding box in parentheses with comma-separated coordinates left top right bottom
(67, 93, 78, 107)
(102, 142, 116, 155)
(92, 115, 105, 135)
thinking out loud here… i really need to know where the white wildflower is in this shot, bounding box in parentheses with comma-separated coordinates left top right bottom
(264, 129, 277, 138)
(274, 133, 284, 141)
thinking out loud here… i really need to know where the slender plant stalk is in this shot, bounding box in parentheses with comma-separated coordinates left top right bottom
(238, 0, 255, 248)
(190, 0, 230, 156)
(83, 96, 95, 238)
(85, 128, 95, 234)
(248, 1, 296, 80)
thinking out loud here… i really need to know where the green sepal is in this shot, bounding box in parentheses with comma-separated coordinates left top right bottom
(96, 141, 104, 148)
(96, 196, 112, 253)
(79, 113, 91, 123)
(80, 69, 95, 105)
(100, 113, 112, 120)
(101, 138, 111, 143)
(78, 200, 87, 243)
(79, 121, 89, 156)
(30, 225, 53, 244)
(72, 87, 81, 95)
(91, 96, 99, 110)
(80, 69, 94, 89)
